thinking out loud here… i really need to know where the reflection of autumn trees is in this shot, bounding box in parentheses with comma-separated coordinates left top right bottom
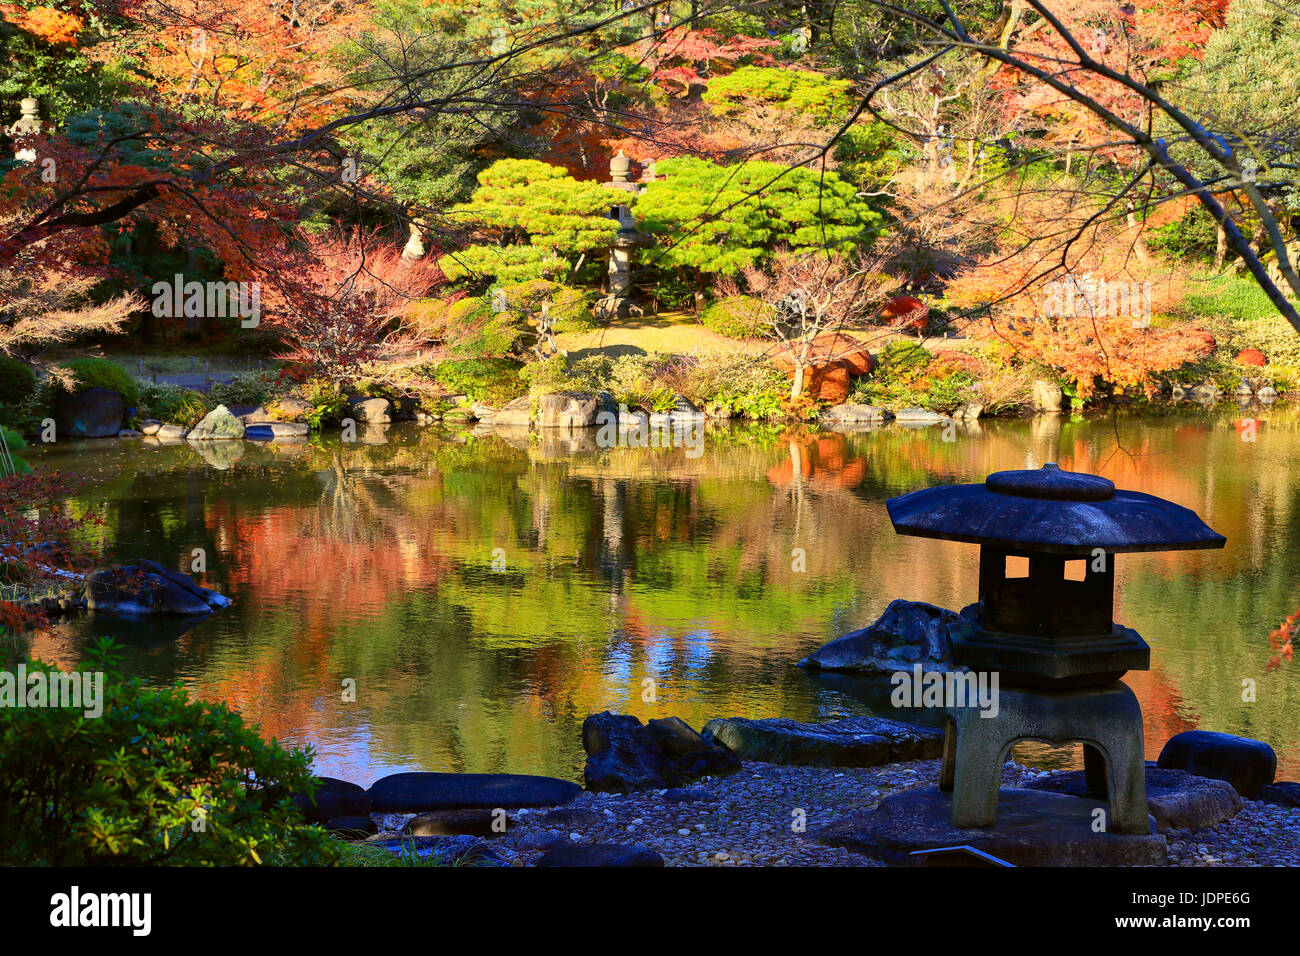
(34, 411, 1300, 778)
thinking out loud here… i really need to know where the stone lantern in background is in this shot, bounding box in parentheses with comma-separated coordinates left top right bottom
(881, 463, 1225, 857)
(599, 150, 651, 321)
(7, 97, 41, 162)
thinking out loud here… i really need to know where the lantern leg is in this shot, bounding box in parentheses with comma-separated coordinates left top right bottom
(1097, 736, 1150, 835)
(949, 720, 1005, 828)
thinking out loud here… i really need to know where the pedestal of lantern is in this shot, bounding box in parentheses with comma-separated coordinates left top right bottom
(886, 464, 1225, 835)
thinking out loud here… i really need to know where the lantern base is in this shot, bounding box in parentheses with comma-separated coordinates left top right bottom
(813, 786, 1167, 866)
(940, 681, 1151, 835)
(952, 622, 1149, 688)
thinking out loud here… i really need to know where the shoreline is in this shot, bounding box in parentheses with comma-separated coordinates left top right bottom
(363, 758, 1300, 867)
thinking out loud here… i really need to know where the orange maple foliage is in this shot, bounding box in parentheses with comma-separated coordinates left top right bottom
(0, 4, 83, 44)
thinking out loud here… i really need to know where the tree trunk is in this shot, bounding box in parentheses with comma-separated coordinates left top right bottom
(790, 364, 806, 401)
(1214, 221, 1228, 271)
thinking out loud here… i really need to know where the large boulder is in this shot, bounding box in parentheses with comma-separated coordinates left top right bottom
(86, 559, 231, 617)
(187, 404, 245, 440)
(1026, 766, 1241, 831)
(347, 397, 392, 424)
(52, 387, 124, 439)
(492, 396, 534, 428)
(1157, 730, 1276, 798)
(798, 599, 971, 674)
(669, 394, 705, 422)
(1258, 782, 1300, 808)
(582, 712, 672, 792)
(645, 716, 741, 781)
(701, 715, 944, 768)
(537, 391, 600, 428)
(366, 772, 580, 813)
(292, 777, 371, 823)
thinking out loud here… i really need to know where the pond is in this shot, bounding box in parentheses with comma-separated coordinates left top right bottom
(22, 406, 1300, 784)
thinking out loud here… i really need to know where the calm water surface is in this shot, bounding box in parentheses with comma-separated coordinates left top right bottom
(23, 406, 1300, 784)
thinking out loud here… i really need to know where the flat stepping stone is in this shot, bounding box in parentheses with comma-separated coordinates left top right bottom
(535, 843, 664, 867)
(404, 809, 510, 838)
(701, 716, 943, 768)
(366, 772, 580, 813)
(1025, 766, 1241, 831)
(893, 407, 951, 425)
(813, 785, 1166, 866)
(1157, 730, 1276, 797)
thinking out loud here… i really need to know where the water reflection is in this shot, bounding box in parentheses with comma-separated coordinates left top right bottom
(23, 405, 1300, 783)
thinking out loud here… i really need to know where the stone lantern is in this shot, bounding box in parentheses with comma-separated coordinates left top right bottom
(886, 463, 1225, 836)
(7, 97, 41, 162)
(600, 150, 650, 318)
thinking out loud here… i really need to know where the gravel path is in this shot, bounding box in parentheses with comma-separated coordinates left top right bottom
(374, 758, 1300, 866)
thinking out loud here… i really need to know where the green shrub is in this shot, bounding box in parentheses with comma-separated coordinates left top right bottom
(678, 352, 788, 420)
(923, 369, 977, 413)
(208, 370, 281, 409)
(497, 279, 558, 310)
(0, 640, 341, 866)
(520, 354, 611, 398)
(295, 377, 348, 429)
(0, 425, 32, 474)
(442, 297, 530, 359)
(852, 340, 935, 408)
(45, 358, 140, 406)
(549, 287, 597, 334)
(0, 356, 37, 407)
(434, 358, 525, 405)
(137, 383, 213, 427)
(700, 296, 775, 339)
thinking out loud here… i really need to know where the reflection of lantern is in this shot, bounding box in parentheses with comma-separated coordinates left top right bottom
(887, 464, 1225, 834)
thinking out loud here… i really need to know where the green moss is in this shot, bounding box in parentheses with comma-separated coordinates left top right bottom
(46, 358, 140, 406)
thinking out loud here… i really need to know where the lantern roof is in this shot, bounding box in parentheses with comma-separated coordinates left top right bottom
(886, 464, 1226, 556)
